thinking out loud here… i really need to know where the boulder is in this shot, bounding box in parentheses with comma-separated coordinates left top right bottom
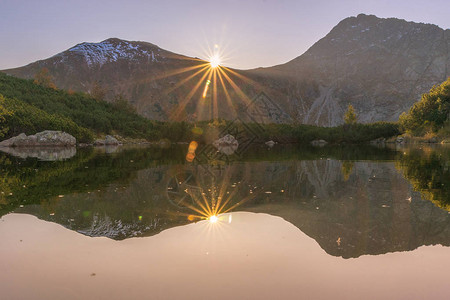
(94, 135, 120, 146)
(213, 134, 239, 155)
(310, 139, 328, 147)
(105, 135, 120, 145)
(265, 140, 276, 147)
(0, 131, 76, 147)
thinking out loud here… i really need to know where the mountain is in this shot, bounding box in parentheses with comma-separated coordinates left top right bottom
(2, 38, 207, 121)
(247, 13, 450, 125)
(3, 14, 450, 125)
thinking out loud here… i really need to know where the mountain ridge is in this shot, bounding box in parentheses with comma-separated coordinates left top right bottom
(3, 14, 449, 126)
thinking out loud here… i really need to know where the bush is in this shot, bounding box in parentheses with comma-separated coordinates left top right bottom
(400, 77, 450, 135)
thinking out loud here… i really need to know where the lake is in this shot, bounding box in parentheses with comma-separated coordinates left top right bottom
(0, 143, 449, 299)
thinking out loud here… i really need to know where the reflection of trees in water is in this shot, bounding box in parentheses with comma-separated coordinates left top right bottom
(341, 161, 354, 181)
(0, 146, 184, 216)
(3, 145, 450, 257)
(396, 146, 450, 211)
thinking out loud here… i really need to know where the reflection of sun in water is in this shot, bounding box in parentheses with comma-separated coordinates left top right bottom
(168, 165, 262, 225)
(209, 215, 219, 223)
(209, 54, 221, 68)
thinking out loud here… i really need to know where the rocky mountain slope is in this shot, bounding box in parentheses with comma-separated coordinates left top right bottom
(3, 14, 449, 125)
(247, 14, 450, 125)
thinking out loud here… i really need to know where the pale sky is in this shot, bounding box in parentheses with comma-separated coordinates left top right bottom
(0, 0, 449, 70)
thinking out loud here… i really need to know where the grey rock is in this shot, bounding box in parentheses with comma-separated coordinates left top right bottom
(0, 131, 76, 147)
(213, 134, 239, 155)
(311, 139, 328, 146)
(396, 137, 405, 144)
(105, 135, 120, 145)
(93, 139, 105, 146)
(265, 140, 276, 147)
(94, 135, 120, 146)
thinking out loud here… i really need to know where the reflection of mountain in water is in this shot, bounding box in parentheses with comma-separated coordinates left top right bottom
(18, 159, 450, 258)
(247, 161, 450, 258)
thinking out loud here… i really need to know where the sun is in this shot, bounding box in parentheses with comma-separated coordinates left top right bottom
(209, 215, 219, 223)
(209, 54, 221, 68)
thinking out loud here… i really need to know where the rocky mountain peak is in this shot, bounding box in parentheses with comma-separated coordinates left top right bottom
(260, 14, 450, 125)
(60, 38, 163, 67)
(305, 14, 445, 59)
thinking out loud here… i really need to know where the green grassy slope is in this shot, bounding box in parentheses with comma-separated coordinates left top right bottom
(0, 72, 161, 142)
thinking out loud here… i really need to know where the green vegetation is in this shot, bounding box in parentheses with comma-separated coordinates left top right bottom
(1, 94, 93, 142)
(400, 77, 450, 136)
(197, 120, 400, 144)
(0, 72, 161, 142)
(396, 146, 450, 211)
(0, 72, 400, 144)
(344, 104, 357, 125)
(0, 94, 13, 138)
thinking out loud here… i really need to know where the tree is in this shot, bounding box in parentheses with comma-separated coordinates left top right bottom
(33, 67, 56, 89)
(344, 104, 357, 125)
(0, 94, 13, 138)
(400, 77, 450, 135)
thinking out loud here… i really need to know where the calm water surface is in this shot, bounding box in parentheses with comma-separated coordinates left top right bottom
(0, 144, 449, 299)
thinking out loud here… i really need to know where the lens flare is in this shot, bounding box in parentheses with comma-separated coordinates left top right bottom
(186, 141, 198, 162)
(209, 215, 218, 223)
(202, 79, 211, 98)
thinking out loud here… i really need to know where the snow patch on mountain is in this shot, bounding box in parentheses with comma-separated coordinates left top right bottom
(77, 213, 160, 239)
(67, 39, 161, 66)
